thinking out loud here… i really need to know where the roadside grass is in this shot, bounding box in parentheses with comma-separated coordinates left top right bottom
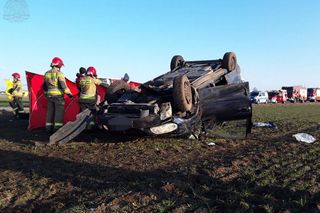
(0, 103, 319, 212)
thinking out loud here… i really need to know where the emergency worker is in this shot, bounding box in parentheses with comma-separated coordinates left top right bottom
(78, 66, 107, 111)
(76, 67, 86, 89)
(43, 57, 73, 132)
(9, 72, 24, 116)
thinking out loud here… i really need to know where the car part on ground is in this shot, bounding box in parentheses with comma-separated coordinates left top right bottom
(49, 109, 94, 145)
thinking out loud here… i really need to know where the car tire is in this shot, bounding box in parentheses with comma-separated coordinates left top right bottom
(222, 52, 237, 72)
(170, 55, 185, 71)
(173, 75, 192, 112)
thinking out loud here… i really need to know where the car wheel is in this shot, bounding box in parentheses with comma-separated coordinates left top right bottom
(173, 75, 192, 112)
(170, 55, 185, 71)
(222, 52, 237, 72)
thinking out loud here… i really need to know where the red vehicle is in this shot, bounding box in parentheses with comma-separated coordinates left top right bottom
(282, 86, 307, 103)
(276, 89, 287, 103)
(268, 90, 287, 103)
(307, 88, 320, 102)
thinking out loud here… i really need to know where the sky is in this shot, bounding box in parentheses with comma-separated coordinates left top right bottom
(0, 0, 320, 91)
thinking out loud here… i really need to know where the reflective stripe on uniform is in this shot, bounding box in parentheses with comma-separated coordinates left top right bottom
(44, 68, 71, 96)
(79, 76, 100, 101)
(55, 122, 63, 127)
(46, 122, 53, 127)
(47, 88, 64, 95)
(63, 88, 71, 94)
(79, 94, 96, 100)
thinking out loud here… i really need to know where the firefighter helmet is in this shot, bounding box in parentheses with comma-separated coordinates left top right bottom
(51, 57, 64, 68)
(87, 66, 97, 77)
(12, 72, 20, 79)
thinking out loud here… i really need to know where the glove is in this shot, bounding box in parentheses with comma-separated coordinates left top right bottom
(67, 93, 73, 98)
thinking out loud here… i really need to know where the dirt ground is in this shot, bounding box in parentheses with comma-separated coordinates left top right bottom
(0, 103, 320, 212)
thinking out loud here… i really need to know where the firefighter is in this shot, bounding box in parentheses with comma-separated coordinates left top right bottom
(76, 67, 86, 89)
(43, 57, 73, 132)
(78, 66, 107, 111)
(9, 72, 24, 116)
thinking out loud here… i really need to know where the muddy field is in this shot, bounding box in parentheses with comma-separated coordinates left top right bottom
(0, 103, 320, 212)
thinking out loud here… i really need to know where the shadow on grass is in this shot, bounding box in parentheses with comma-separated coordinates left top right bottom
(0, 149, 319, 212)
(0, 108, 144, 145)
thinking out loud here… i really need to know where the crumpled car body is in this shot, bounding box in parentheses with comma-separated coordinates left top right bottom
(98, 52, 252, 138)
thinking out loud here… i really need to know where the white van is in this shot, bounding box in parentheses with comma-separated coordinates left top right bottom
(250, 91, 269, 104)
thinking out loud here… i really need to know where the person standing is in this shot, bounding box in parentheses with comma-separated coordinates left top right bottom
(76, 67, 86, 89)
(9, 72, 24, 116)
(43, 57, 73, 132)
(78, 66, 107, 111)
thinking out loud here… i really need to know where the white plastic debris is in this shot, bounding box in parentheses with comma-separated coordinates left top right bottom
(292, 133, 316, 144)
(254, 122, 278, 129)
(208, 142, 216, 146)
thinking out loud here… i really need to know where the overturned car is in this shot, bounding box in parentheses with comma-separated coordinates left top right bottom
(50, 52, 252, 144)
(100, 52, 251, 136)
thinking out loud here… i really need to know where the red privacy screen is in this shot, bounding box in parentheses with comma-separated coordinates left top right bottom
(26, 71, 140, 130)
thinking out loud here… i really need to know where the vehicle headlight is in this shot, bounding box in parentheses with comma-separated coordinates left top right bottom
(150, 123, 178, 134)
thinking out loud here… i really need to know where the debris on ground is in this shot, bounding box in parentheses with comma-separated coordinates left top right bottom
(253, 122, 278, 129)
(292, 133, 316, 143)
(208, 142, 216, 146)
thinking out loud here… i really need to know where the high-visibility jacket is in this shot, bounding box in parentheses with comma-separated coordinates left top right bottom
(79, 76, 102, 101)
(76, 74, 84, 89)
(43, 67, 71, 96)
(11, 79, 23, 98)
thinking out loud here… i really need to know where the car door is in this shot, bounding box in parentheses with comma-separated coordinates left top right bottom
(198, 82, 252, 122)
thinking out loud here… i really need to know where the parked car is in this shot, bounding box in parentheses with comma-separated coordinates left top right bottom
(49, 52, 253, 144)
(307, 88, 320, 102)
(282, 86, 307, 102)
(250, 91, 268, 104)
